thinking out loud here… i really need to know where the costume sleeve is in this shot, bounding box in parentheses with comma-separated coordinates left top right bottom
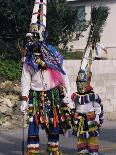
(94, 101, 101, 124)
(93, 95, 103, 125)
(21, 63, 31, 99)
(62, 67, 75, 109)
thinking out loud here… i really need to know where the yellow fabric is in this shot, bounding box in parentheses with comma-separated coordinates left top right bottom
(47, 147, 59, 152)
(77, 115, 98, 134)
(77, 137, 99, 150)
(88, 137, 99, 148)
(27, 150, 39, 154)
(78, 137, 87, 145)
(78, 116, 85, 132)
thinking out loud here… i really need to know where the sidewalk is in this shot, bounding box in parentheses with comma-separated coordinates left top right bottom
(0, 121, 116, 155)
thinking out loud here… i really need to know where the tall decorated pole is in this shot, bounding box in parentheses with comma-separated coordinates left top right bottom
(31, 0, 47, 26)
(30, 0, 47, 41)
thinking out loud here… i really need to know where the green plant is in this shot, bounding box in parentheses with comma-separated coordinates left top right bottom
(0, 0, 88, 56)
(0, 60, 21, 81)
(87, 6, 110, 47)
(61, 51, 84, 60)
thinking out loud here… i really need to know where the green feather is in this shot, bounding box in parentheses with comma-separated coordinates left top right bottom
(88, 5, 110, 46)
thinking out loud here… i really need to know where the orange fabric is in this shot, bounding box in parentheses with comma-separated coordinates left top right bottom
(87, 112, 96, 120)
(53, 107, 58, 127)
(21, 96, 28, 101)
(35, 115, 39, 127)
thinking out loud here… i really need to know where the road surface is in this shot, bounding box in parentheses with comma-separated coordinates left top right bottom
(0, 121, 116, 155)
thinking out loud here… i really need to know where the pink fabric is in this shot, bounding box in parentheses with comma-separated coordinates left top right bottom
(48, 68, 65, 88)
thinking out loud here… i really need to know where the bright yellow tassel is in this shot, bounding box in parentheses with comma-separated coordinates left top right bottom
(78, 116, 84, 132)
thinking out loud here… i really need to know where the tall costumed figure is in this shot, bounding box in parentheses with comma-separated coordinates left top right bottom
(71, 6, 109, 155)
(20, 0, 74, 155)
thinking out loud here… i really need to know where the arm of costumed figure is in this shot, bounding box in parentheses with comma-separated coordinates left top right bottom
(21, 64, 31, 101)
(63, 67, 75, 109)
(21, 65, 30, 155)
(93, 99, 102, 125)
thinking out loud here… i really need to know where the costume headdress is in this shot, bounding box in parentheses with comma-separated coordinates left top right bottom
(76, 45, 93, 93)
(76, 5, 109, 93)
(24, 0, 65, 75)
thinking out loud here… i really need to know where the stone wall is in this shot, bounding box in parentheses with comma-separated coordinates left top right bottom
(64, 60, 116, 120)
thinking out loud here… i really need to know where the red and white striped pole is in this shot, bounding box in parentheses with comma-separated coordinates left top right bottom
(30, 0, 47, 41)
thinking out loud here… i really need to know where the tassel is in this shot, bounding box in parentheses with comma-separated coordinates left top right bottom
(46, 114, 49, 128)
(53, 106, 58, 127)
(78, 116, 84, 132)
(40, 111, 45, 123)
(35, 115, 39, 127)
(41, 91, 45, 123)
(33, 91, 39, 127)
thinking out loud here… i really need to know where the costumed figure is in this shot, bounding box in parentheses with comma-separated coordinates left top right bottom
(20, 0, 74, 155)
(71, 45, 104, 155)
(71, 6, 109, 154)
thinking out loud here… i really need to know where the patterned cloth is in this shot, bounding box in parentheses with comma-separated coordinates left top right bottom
(77, 136, 99, 154)
(72, 111, 99, 154)
(71, 91, 104, 126)
(72, 111, 99, 138)
(28, 87, 71, 133)
(25, 42, 65, 75)
(27, 87, 71, 155)
(41, 44, 65, 75)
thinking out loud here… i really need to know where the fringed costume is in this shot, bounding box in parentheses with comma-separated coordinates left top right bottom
(71, 47, 103, 155)
(20, 0, 74, 155)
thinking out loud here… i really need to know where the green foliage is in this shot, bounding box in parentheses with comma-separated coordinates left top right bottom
(88, 6, 110, 46)
(0, 60, 21, 81)
(47, 0, 78, 49)
(74, 6, 89, 40)
(0, 0, 34, 59)
(0, 0, 88, 55)
(0, 0, 34, 39)
(47, 2, 89, 48)
(62, 51, 83, 60)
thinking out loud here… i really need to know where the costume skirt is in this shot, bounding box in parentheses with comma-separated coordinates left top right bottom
(72, 111, 99, 138)
(28, 86, 71, 134)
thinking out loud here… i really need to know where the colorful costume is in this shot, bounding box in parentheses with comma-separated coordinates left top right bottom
(20, 0, 74, 155)
(71, 47, 103, 155)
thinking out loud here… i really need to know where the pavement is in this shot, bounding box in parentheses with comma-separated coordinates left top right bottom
(0, 121, 116, 155)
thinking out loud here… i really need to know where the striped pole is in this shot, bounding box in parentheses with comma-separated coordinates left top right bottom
(31, 0, 47, 41)
(22, 114, 25, 155)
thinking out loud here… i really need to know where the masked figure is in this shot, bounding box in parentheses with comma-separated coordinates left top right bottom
(20, 0, 74, 155)
(71, 46, 103, 155)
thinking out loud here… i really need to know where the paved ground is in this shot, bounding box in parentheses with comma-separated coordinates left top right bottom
(0, 121, 116, 155)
